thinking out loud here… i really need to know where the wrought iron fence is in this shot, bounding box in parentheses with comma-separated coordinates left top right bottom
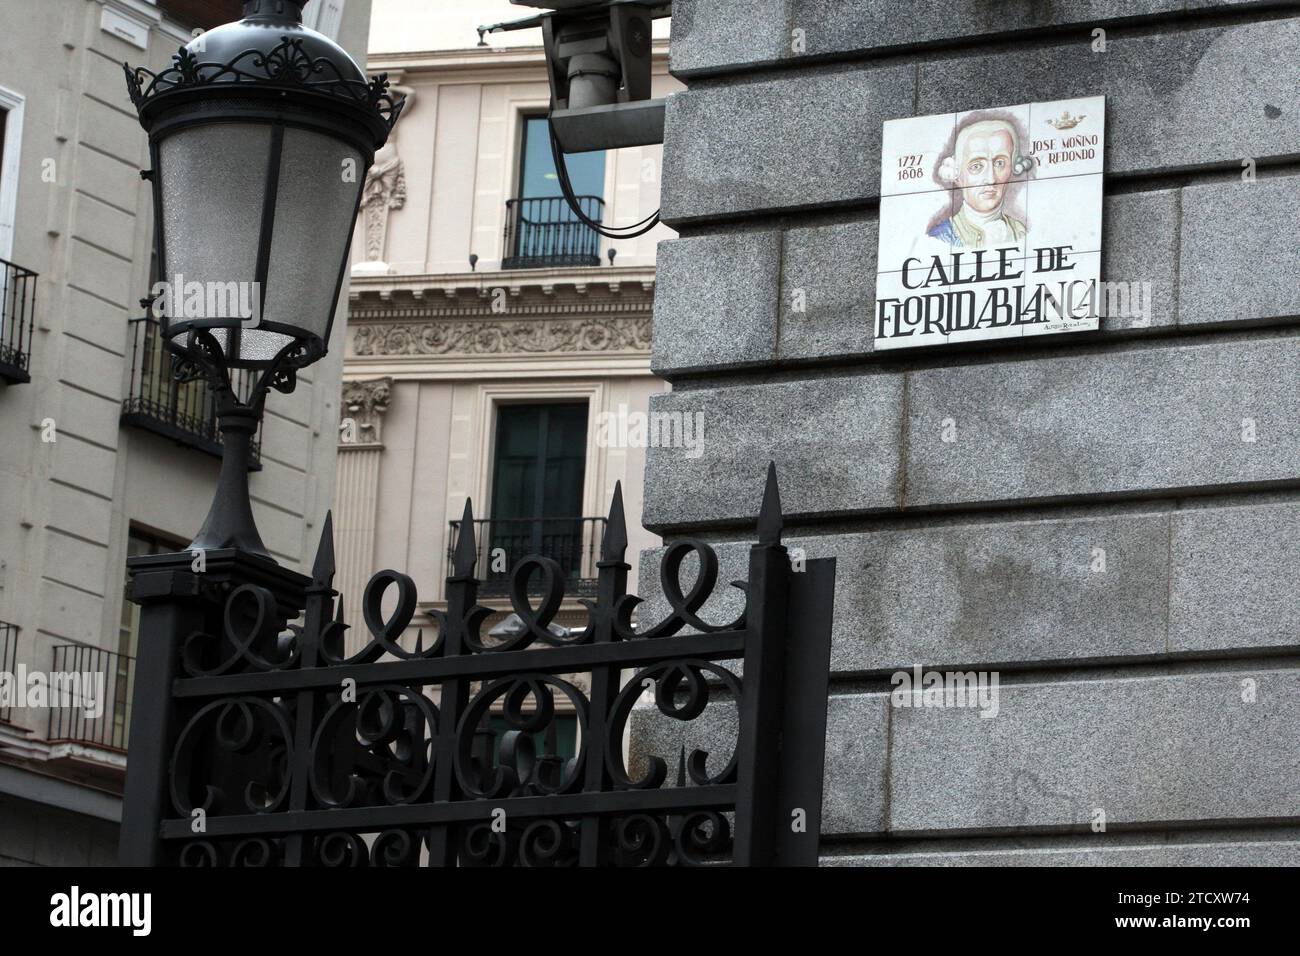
(47, 643, 136, 752)
(502, 196, 604, 270)
(121, 314, 262, 466)
(0, 257, 38, 384)
(119, 466, 836, 866)
(0, 622, 18, 723)
(447, 516, 606, 597)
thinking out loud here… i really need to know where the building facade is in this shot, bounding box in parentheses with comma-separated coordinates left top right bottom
(633, 0, 1300, 864)
(333, 8, 679, 691)
(0, 0, 370, 866)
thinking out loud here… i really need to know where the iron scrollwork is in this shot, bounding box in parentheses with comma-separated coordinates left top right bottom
(169, 696, 294, 818)
(158, 465, 808, 866)
(124, 36, 405, 133)
(309, 684, 439, 808)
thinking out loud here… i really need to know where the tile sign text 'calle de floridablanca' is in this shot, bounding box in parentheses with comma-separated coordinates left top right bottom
(874, 96, 1106, 349)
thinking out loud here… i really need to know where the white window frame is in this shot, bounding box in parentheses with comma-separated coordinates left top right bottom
(0, 85, 25, 264)
(438, 380, 607, 595)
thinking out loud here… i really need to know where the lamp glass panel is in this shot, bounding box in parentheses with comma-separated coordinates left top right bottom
(157, 123, 270, 334)
(261, 127, 365, 349)
(210, 327, 295, 364)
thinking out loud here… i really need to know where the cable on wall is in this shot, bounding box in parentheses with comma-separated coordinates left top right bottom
(548, 117, 661, 240)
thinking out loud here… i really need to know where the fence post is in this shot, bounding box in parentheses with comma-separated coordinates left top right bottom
(118, 555, 204, 865)
(577, 483, 629, 865)
(425, 499, 479, 866)
(775, 553, 836, 865)
(732, 464, 791, 865)
(280, 517, 335, 866)
(732, 463, 836, 866)
(118, 550, 309, 865)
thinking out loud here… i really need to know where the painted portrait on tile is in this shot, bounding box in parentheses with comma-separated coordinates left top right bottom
(875, 95, 1106, 350)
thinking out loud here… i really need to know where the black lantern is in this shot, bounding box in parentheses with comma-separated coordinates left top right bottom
(124, 0, 404, 558)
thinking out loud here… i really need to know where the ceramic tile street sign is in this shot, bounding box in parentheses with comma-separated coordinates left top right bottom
(874, 96, 1106, 350)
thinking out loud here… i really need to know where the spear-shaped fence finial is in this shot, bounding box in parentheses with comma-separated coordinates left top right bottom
(453, 498, 478, 579)
(757, 461, 783, 547)
(311, 511, 336, 588)
(602, 481, 629, 563)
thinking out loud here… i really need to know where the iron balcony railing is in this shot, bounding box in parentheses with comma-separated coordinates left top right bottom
(502, 196, 604, 270)
(0, 622, 17, 724)
(447, 516, 607, 597)
(121, 314, 262, 467)
(0, 257, 38, 384)
(47, 643, 135, 752)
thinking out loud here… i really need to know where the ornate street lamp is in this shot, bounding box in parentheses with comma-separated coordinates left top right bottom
(123, 0, 404, 559)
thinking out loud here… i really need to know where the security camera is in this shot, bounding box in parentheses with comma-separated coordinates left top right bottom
(483, 0, 671, 152)
(479, 1, 669, 238)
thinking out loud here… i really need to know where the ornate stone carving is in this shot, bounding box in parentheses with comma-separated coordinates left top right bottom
(351, 316, 652, 357)
(339, 377, 392, 445)
(357, 143, 406, 269)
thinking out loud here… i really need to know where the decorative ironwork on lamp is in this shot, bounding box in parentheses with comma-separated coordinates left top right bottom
(123, 0, 404, 559)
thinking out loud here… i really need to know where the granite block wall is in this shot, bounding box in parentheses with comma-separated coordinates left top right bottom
(639, 0, 1300, 864)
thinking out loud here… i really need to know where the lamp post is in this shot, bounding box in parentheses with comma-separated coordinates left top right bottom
(123, 0, 404, 560)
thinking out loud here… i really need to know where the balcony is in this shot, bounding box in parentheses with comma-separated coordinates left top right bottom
(121, 314, 261, 468)
(502, 196, 604, 270)
(0, 257, 37, 384)
(46, 644, 135, 753)
(447, 516, 607, 598)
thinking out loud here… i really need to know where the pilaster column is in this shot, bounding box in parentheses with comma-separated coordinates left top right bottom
(335, 377, 391, 653)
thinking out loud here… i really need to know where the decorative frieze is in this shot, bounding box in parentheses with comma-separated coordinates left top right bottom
(351, 315, 652, 357)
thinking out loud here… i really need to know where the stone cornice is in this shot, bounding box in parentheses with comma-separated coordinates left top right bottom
(349, 265, 655, 296)
(341, 353, 653, 381)
(348, 266, 656, 321)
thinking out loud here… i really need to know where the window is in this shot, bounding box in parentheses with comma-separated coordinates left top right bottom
(518, 116, 606, 201)
(119, 527, 187, 662)
(0, 85, 25, 263)
(0, 88, 35, 384)
(491, 403, 588, 524)
(503, 117, 607, 268)
(485, 403, 589, 585)
(0, 105, 7, 196)
(103, 528, 183, 750)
